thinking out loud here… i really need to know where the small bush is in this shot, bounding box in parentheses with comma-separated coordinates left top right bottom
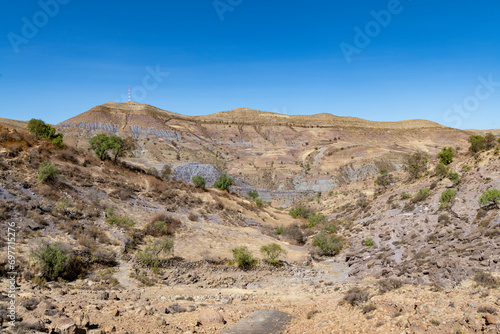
(438, 214, 451, 225)
(411, 188, 430, 203)
(106, 210, 136, 228)
(247, 190, 259, 199)
(30, 242, 83, 281)
(137, 236, 174, 268)
(447, 172, 460, 186)
(378, 278, 403, 294)
(289, 205, 310, 219)
(342, 287, 370, 307)
(161, 164, 172, 177)
(260, 243, 286, 265)
(313, 233, 343, 256)
(274, 225, 285, 235)
(364, 238, 374, 247)
(38, 161, 60, 182)
(232, 246, 256, 269)
(434, 163, 450, 179)
(144, 213, 180, 236)
(307, 212, 327, 228)
(440, 189, 457, 208)
(473, 271, 499, 289)
(438, 147, 454, 165)
(324, 222, 338, 233)
(214, 174, 233, 191)
(400, 192, 411, 200)
(191, 175, 206, 189)
(479, 189, 500, 208)
(362, 303, 377, 314)
(255, 198, 263, 207)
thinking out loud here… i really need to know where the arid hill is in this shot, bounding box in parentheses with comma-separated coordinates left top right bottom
(57, 102, 470, 206)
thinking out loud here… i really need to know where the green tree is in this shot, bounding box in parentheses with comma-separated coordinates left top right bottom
(214, 174, 233, 191)
(479, 189, 500, 209)
(89, 134, 131, 161)
(27, 119, 64, 149)
(438, 147, 454, 165)
(260, 243, 286, 265)
(191, 175, 206, 189)
(38, 161, 60, 182)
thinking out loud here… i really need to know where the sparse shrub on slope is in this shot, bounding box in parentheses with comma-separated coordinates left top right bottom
(447, 172, 460, 186)
(247, 189, 259, 199)
(342, 287, 370, 307)
(255, 198, 263, 207)
(438, 147, 454, 165)
(378, 278, 403, 294)
(473, 270, 499, 289)
(307, 212, 327, 228)
(313, 232, 343, 256)
(137, 236, 174, 268)
(191, 175, 206, 190)
(214, 174, 233, 191)
(260, 243, 286, 265)
(434, 163, 450, 179)
(289, 205, 310, 219)
(38, 161, 60, 182)
(411, 188, 430, 203)
(30, 242, 84, 281)
(440, 189, 457, 208)
(404, 151, 428, 179)
(144, 213, 180, 236)
(479, 189, 500, 209)
(232, 246, 256, 269)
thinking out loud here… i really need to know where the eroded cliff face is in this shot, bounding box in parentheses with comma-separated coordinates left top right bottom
(57, 102, 469, 205)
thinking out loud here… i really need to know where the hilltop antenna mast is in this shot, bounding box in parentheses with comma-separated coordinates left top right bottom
(128, 86, 131, 102)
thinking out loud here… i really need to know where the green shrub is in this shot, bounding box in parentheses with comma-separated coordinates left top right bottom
(260, 243, 286, 265)
(30, 243, 83, 281)
(307, 212, 327, 228)
(400, 192, 411, 200)
(289, 205, 309, 218)
(324, 222, 338, 233)
(214, 174, 233, 191)
(438, 147, 454, 165)
(467, 135, 497, 153)
(137, 236, 174, 268)
(255, 198, 263, 207)
(411, 188, 430, 203)
(479, 189, 500, 208)
(380, 169, 388, 175)
(434, 163, 450, 179)
(274, 225, 285, 235)
(447, 172, 460, 185)
(247, 190, 259, 199)
(405, 151, 428, 179)
(28, 119, 64, 149)
(191, 175, 206, 189)
(440, 189, 457, 208)
(38, 161, 60, 182)
(161, 164, 172, 177)
(313, 233, 343, 256)
(232, 246, 256, 269)
(89, 134, 132, 161)
(106, 210, 136, 228)
(364, 238, 374, 247)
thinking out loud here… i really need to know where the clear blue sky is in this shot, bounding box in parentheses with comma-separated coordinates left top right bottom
(1, 0, 499, 129)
